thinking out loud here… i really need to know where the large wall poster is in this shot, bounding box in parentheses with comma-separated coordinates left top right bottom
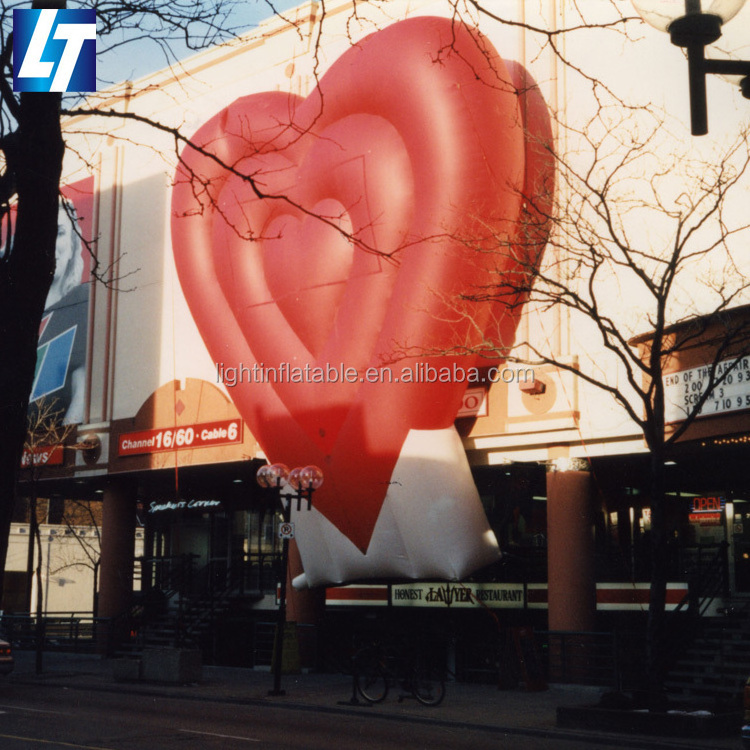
(171, 17, 554, 587)
(2, 177, 95, 426)
(34, 177, 94, 426)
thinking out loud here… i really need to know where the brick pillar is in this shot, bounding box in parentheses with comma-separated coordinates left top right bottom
(98, 481, 135, 619)
(546, 459, 596, 632)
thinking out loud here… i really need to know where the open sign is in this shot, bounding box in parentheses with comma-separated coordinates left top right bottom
(690, 496, 725, 513)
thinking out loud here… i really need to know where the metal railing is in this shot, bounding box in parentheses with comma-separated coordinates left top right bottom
(682, 542, 730, 616)
(135, 551, 282, 601)
(136, 553, 199, 599)
(539, 630, 627, 689)
(210, 552, 282, 596)
(0, 612, 106, 653)
(455, 627, 630, 689)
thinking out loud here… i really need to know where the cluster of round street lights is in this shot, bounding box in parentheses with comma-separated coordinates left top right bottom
(256, 463, 324, 490)
(257, 463, 324, 511)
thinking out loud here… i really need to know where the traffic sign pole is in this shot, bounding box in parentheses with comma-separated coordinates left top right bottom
(269, 498, 290, 697)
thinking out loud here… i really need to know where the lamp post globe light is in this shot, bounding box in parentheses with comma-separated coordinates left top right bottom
(631, 0, 745, 32)
(631, 0, 750, 134)
(256, 462, 323, 696)
(256, 462, 290, 489)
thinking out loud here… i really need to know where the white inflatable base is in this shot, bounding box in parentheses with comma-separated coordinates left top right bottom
(292, 426, 501, 588)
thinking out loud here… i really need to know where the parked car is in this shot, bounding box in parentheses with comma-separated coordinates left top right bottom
(0, 638, 13, 676)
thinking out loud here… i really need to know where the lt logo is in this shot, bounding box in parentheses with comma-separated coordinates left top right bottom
(13, 9, 96, 93)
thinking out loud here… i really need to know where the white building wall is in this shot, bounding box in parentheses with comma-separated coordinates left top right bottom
(4, 524, 144, 615)
(59, 0, 750, 457)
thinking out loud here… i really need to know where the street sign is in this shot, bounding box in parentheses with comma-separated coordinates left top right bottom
(279, 521, 295, 539)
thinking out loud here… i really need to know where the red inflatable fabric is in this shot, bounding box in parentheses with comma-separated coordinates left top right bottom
(171, 16, 554, 554)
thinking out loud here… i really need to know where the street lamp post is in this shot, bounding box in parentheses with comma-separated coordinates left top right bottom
(631, 0, 750, 134)
(256, 462, 323, 696)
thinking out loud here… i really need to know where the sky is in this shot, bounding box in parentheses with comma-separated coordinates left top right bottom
(94, 0, 303, 87)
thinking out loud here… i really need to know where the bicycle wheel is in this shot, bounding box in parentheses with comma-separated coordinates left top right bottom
(355, 651, 388, 703)
(411, 664, 445, 707)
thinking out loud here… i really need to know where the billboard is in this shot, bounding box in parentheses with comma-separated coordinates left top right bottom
(1, 177, 94, 426)
(32, 177, 94, 425)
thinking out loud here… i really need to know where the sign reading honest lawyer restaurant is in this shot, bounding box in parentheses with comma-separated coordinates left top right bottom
(392, 582, 524, 609)
(118, 419, 242, 457)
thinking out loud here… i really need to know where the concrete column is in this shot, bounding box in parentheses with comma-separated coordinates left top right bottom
(546, 459, 596, 632)
(98, 481, 135, 619)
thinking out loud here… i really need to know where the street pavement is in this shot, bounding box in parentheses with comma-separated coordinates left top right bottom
(5, 651, 743, 749)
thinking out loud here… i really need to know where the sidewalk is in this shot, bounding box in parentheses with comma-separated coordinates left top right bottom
(7, 651, 741, 750)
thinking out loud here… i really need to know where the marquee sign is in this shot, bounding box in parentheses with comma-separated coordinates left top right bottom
(663, 357, 750, 423)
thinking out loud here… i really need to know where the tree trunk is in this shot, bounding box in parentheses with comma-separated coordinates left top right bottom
(92, 561, 99, 617)
(646, 440, 669, 710)
(25, 495, 36, 612)
(0, 90, 64, 607)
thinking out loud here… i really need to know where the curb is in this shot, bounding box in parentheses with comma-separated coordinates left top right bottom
(558, 704, 742, 739)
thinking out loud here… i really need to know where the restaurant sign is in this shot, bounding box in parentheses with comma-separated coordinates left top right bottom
(391, 582, 524, 609)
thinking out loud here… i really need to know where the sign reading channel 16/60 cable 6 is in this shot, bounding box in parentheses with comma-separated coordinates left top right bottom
(13, 9, 96, 93)
(663, 356, 750, 423)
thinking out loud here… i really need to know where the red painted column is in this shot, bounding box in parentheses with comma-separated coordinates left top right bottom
(546, 460, 596, 632)
(98, 482, 135, 619)
(287, 541, 325, 669)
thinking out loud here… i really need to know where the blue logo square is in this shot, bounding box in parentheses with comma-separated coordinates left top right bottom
(13, 9, 96, 93)
(31, 326, 76, 402)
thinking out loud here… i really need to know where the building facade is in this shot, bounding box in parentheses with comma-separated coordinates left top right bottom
(13, 0, 750, 670)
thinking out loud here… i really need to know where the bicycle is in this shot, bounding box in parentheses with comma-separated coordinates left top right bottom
(354, 639, 446, 706)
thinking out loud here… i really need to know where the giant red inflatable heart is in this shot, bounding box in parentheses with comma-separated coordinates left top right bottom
(171, 16, 554, 553)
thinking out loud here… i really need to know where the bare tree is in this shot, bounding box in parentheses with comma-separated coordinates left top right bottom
(447, 79, 750, 701)
(338, 1, 750, 701)
(21, 398, 74, 614)
(19, 397, 75, 673)
(51, 499, 102, 616)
